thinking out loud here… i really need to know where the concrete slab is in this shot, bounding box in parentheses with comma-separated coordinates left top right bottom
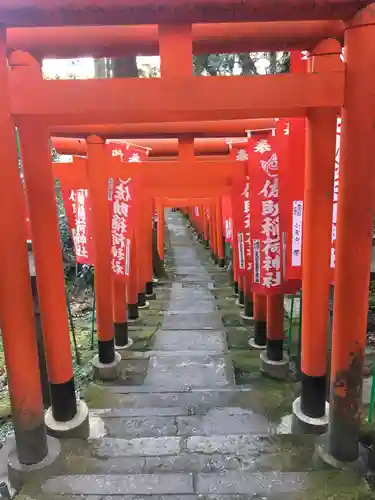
(162, 313, 223, 330)
(102, 416, 178, 438)
(43, 473, 194, 496)
(110, 388, 253, 410)
(186, 435, 263, 455)
(91, 436, 181, 458)
(177, 407, 269, 436)
(144, 354, 231, 388)
(154, 330, 226, 353)
(196, 471, 307, 495)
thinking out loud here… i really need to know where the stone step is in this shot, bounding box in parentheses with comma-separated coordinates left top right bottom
(161, 313, 223, 330)
(152, 330, 226, 353)
(40, 470, 371, 499)
(107, 387, 254, 411)
(117, 350, 229, 360)
(88, 433, 314, 460)
(143, 354, 233, 389)
(90, 407, 270, 439)
(63, 448, 314, 475)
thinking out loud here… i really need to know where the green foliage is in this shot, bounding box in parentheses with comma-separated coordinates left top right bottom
(194, 51, 290, 76)
(369, 281, 375, 308)
(54, 177, 75, 269)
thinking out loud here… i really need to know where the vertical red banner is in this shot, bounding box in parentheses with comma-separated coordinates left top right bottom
(61, 187, 93, 264)
(110, 178, 133, 277)
(107, 141, 149, 279)
(278, 117, 306, 283)
(247, 125, 288, 294)
(221, 195, 233, 243)
(281, 51, 308, 282)
(229, 143, 248, 278)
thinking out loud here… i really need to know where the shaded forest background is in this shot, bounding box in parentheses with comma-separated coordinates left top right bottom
(94, 51, 290, 78)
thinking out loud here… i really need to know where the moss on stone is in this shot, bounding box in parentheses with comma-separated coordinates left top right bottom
(231, 349, 260, 375)
(222, 313, 243, 327)
(229, 377, 299, 421)
(226, 326, 251, 349)
(0, 391, 11, 418)
(83, 383, 119, 409)
(294, 470, 373, 500)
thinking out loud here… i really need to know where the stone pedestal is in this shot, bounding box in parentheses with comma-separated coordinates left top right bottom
(45, 400, 90, 439)
(260, 351, 289, 380)
(92, 351, 121, 381)
(291, 396, 329, 434)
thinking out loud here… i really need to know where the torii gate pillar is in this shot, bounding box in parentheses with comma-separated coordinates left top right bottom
(292, 39, 341, 434)
(87, 136, 121, 380)
(0, 36, 49, 474)
(12, 50, 89, 439)
(319, 7, 375, 465)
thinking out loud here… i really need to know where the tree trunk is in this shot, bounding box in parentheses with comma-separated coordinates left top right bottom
(111, 57, 138, 78)
(268, 52, 277, 75)
(94, 58, 108, 78)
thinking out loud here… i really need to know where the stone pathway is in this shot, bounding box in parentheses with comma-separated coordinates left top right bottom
(17, 211, 372, 499)
(145, 214, 233, 391)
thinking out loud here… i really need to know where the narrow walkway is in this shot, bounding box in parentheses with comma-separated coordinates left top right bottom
(145, 211, 234, 390)
(24, 211, 371, 499)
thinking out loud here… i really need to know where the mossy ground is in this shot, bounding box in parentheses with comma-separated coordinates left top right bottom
(13, 220, 375, 499)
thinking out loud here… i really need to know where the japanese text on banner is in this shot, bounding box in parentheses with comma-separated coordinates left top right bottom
(108, 141, 147, 279)
(330, 117, 341, 270)
(111, 178, 132, 277)
(229, 142, 248, 279)
(242, 177, 252, 273)
(248, 134, 284, 292)
(66, 189, 92, 265)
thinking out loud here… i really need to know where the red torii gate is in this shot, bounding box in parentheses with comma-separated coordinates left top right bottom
(7, 21, 344, 58)
(0, 1, 373, 485)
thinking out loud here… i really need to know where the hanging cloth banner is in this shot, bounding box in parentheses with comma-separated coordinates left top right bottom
(221, 195, 233, 243)
(109, 177, 133, 278)
(61, 187, 93, 265)
(107, 141, 149, 279)
(241, 174, 252, 277)
(247, 124, 288, 294)
(229, 142, 248, 278)
(278, 117, 305, 283)
(279, 50, 308, 283)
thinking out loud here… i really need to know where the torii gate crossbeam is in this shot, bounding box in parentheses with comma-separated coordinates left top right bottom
(0, 0, 369, 26)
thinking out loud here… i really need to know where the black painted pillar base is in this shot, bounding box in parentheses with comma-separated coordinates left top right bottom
(238, 289, 245, 307)
(114, 322, 129, 348)
(267, 339, 284, 362)
(30, 273, 51, 409)
(13, 422, 48, 467)
(260, 349, 289, 380)
(146, 281, 154, 296)
(233, 281, 239, 296)
(98, 339, 116, 365)
(217, 258, 225, 268)
(137, 292, 147, 308)
(50, 378, 77, 423)
(244, 294, 254, 318)
(253, 320, 267, 347)
(300, 373, 327, 418)
(128, 303, 139, 321)
(328, 357, 364, 463)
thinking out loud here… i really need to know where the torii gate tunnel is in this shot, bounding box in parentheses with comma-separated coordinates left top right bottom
(0, 0, 374, 486)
